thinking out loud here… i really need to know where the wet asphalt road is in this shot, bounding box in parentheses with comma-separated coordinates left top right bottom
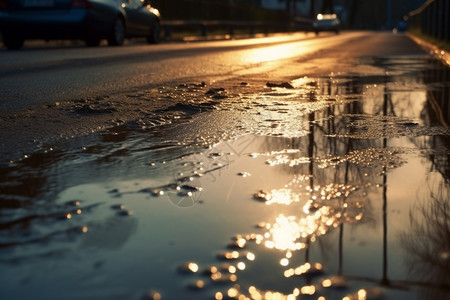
(0, 31, 425, 107)
(0, 31, 427, 161)
(1, 31, 450, 300)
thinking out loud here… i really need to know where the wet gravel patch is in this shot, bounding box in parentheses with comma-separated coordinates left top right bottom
(0, 79, 260, 162)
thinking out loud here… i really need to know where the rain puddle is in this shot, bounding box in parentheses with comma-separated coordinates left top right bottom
(1, 55, 450, 300)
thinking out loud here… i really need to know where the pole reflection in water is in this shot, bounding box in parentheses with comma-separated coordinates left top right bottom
(207, 57, 450, 299)
(382, 83, 390, 287)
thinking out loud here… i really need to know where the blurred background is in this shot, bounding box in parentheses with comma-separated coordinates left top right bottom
(152, 0, 426, 30)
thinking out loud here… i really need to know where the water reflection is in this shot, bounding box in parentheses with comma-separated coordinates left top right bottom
(203, 56, 450, 299)
(400, 178, 450, 298)
(0, 56, 449, 299)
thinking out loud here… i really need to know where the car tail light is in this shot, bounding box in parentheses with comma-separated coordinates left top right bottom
(0, 0, 8, 10)
(71, 0, 93, 8)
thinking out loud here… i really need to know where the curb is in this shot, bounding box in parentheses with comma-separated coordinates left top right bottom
(407, 33, 450, 67)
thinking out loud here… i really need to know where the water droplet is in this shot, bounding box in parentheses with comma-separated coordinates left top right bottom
(151, 189, 164, 196)
(66, 200, 81, 206)
(117, 209, 133, 216)
(210, 272, 237, 283)
(246, 252, 256, 261)
(256, 222, 268, 228)
(321, 275, 348, 289)
(237, 172, 251, 177)
(57, 212, 72, 220)
(280, 258, 289, 266)
(203, 266, 218, 275)
(177, 190, 193, 197)
(142, 290, 161, 300)
(228, 238, 246, 249)
(111, 204, 125, 210)
(218, 263, 236, 274)
(237, 262, 246, 270)
(244, 233, 258, 240)
(178, 262, 199, 273)
(284, 262, 324, 277)
(216, 251, 240, 260)
(300, 285, 316, 295)
(253, 190, 271, 202)
(344, 287, 385, 300)
(188, 280, 205, 290)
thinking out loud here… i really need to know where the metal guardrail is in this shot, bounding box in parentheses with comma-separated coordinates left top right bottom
(160, 19, 314, 40)
(408, 0, 449, 43)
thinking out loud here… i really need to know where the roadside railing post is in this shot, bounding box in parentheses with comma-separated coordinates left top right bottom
(201, 24, 207, 37)
(249, 25, 254, 36)
(164, 25, 172, 39)
(229, 26, 234, 37)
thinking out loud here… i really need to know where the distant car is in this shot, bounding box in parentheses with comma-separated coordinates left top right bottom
(0, 0, 161, 49)
(313, 13, 340, 35)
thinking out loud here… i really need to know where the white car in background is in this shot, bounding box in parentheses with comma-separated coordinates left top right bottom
(313, 13, 340, 35)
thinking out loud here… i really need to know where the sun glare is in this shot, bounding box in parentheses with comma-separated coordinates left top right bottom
(244, 43, 308, 64)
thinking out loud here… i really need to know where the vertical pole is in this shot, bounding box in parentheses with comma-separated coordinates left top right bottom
(381, 85, 390, 286)
(444, 1, 450, 42)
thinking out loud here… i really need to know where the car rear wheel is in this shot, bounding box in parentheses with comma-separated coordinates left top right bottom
(147, 21, 160, 44)
(2, 32, 24, 50)
(108, 18, 125, 46)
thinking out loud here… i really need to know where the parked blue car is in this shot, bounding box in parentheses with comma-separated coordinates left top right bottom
(0, 0, 161, 49)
